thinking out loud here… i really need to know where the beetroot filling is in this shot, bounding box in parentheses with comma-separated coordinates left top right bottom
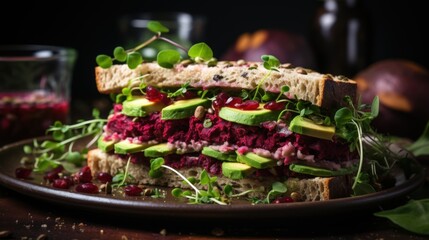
(105, 104, 356, 173)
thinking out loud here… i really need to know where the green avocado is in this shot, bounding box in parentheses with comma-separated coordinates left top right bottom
(289, 116, 335, 140)
(114, 140, 154, 154)
(237, 151, 277, 169)
(218, 104, 279, 126)
(289, 163, 354, 177)
(201, 146, 237, 162)
(161, 98, 211, 120)
(97, 137, 115, 152)
(222, 162, 255, 179)
(122, 97, 165, 117)
(144, 143, 174, 157)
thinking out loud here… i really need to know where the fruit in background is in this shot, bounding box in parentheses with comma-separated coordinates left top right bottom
(221, 29, 316, 69)
(355, 59, 429, 140)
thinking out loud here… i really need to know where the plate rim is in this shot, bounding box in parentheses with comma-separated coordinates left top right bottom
(0, 137, 426, 220)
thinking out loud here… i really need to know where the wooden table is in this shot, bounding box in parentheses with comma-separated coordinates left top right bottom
(1, 164, 428, 240)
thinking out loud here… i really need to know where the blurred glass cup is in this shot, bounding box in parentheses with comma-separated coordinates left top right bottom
(118, 12, 206, 60)
(0, 45, 77, 146)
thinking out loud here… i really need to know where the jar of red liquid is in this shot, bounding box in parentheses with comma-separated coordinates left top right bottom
(0, 45, 77, 146)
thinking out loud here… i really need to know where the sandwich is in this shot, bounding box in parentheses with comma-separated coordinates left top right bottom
(87, 59, 361, 202)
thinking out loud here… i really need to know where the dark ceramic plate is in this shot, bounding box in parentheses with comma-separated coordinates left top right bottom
(0, 138, 425, 221)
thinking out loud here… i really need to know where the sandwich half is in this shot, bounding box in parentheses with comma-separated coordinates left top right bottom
(88, 60, 358, 202)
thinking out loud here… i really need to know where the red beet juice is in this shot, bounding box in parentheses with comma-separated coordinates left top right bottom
(0, 91, 69, 146)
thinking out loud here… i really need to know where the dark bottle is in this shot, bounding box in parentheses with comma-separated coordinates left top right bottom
(312, 0, 370, 77)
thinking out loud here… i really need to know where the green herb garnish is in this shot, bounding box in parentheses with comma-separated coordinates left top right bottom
(23, 109, 107, 173)
(252, 55, 280, 100)
(111, 157, 134, 188)
(149, 157, 253, 205)
(188, 42, 213, 62)
(157, 49, 181, 68)
(96, 20, 213, 70)
(334, 96, 379, 195)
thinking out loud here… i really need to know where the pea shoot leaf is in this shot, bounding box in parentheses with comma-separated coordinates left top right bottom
(371, 96, 379, 118)
(261, 55, 280, 71)
(157, 49, 181, 68)
(96, 55, 113, 69)
(334, 107, 353, 127)
(113, 46, 127, 62)
(150, 157, 164, 171)
(126, 52, 143, 69)
(188, 42, 213, 61)
(147, 21, 169, 33)
(266, 181, 287, 203)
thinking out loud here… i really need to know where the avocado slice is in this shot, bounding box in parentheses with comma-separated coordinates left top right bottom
(97, 137, 115, 152)
(144, 143, 174, 157)
(236, 152, 277, 169)
(122, 97, 165, 117)
(289, 116, 335, 140)
(202, 146, 237, 162)
(218, 104, 279, 126)
(114, 140, 154, 154)
(161, 98, 211, 120)
(289, 163, 354, 177)
(222, 162, 255, 179)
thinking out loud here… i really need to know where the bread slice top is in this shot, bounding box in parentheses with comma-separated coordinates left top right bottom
(95, 61, 357, 108)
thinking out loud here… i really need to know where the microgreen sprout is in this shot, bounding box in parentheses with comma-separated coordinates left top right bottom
(187, 43, 213, 62)
(334, 96, 380, 195)
(265, 182, 288, 203)
(23, 109, 107, 173)
(251, 182, 288, 204)
(96, 20, 214, 70)
(110, 75, 149, 103)
(167, 82, 191, 98)
(149, 157, 253, 205)
(253, 55, 280, 100)
(276, 85, 290, 102)
(111, 157, 133, 188)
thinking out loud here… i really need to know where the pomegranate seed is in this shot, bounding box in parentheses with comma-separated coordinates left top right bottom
(77, 166, 92, 183)
(234, 100, 259, 110)
(225, 97, 242, 107)
(97, 172, 113, 183)
(273, 196, 294, 204)
(159, 92, 171, 105)
(264, 101, 286, 111)
(146, 86, 162, 102)
(52, 178, 71, 189)
(62, 176, 75, 186)
(176, 91, 198, 100)
(212, 92, 230, 112)
(52, 165, 64, 174)
(183, 91, 198, 99)
(15, 167, 32, 179)
(44, 171, 59, 182)
(124, 185, 142, 196)
(75, 183, 99, 194)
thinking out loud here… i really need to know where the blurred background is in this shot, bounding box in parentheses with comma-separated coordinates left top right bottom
(1, 0, 428, 139)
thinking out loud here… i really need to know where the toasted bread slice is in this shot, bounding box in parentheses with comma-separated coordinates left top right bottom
(95, 61, 357, 108)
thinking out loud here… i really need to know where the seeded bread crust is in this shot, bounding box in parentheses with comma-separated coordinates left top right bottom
(87, 149, 351, 201)
(95, 62, 357, 108)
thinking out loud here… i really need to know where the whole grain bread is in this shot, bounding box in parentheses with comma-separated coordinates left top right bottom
(87, 149, 352, 201)
(95, 61, 357, 109)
